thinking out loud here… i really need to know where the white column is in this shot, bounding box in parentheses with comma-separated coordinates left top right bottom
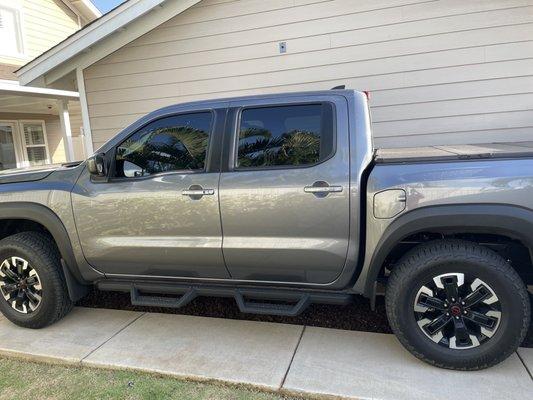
(58, 99, 75, 162)
(76, 67, 94, 155)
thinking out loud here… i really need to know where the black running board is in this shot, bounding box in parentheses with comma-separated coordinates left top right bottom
(99, 281, 352, 317)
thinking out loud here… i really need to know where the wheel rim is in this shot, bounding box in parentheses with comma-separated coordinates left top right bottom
(413, 272, 501, 349)
(0, 256, 42, 314)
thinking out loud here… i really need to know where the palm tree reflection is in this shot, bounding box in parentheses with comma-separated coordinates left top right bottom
(238, 127, 321, 167)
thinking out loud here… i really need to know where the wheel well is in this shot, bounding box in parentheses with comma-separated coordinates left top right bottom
(379, 232, 533, 285)
(0, 219, 54, 241)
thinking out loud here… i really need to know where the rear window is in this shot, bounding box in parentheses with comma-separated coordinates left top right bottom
(236, 103, 335, 169)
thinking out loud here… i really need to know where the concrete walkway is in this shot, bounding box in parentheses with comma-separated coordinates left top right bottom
(0, 307, 531, 400)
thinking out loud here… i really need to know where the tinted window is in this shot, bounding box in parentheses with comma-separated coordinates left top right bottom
(237, 104, 334, 168)
(115, 113, 212, 178)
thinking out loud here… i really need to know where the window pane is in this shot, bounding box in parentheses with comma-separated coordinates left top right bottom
(0, 124, 17, 170)
(237, 104, 333, 168)
(23, 124, 45, 145)
(115, 113, 212, 178)
(26, 146, 47, 166)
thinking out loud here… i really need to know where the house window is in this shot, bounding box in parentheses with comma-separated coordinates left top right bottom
(0, 6, 24, 57)
(21, 122, 49, 166)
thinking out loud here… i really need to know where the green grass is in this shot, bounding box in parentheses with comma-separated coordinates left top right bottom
(0, 357, 299, 400)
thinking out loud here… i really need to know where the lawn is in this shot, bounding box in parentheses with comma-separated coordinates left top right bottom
(0, 357, 298, 400)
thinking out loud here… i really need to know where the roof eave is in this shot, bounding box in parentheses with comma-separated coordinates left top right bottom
(16, 0, 172, 86)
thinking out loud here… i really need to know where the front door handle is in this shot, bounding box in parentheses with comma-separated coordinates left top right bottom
(304, 181, 343, 198)
(182, 185, 215, 199)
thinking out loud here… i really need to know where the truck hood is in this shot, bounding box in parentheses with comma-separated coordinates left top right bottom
(0, 163, 81, 184)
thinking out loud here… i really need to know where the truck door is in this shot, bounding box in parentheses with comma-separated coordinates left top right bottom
(72, 108, 230, 279)
(218, 95, 350, 284)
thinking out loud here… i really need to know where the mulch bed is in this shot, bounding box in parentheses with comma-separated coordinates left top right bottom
(77, 289, 533, 348)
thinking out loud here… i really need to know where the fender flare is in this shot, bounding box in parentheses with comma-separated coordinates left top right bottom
(0, 202, 89, 300)
(363, 204, 533, 296)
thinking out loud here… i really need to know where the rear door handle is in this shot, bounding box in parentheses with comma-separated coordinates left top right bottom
(304, 186, 343, 193)
(304, 181, 343, 197)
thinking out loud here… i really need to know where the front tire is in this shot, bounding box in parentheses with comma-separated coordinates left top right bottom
(0, 232, 73, 328)
(386, 239, 530, 370)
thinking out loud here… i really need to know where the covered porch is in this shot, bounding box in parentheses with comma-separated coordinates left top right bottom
(0, 80, 86, 170)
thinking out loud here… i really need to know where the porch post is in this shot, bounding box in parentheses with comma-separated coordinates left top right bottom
(58, 99, 75, 162)
(76, 68, 94, 155)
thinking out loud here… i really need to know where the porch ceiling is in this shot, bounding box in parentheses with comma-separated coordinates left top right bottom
(0, 80, 79, 115)
(0, 94, 62, 115)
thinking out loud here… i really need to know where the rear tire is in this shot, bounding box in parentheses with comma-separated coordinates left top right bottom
(0, 232, 73, 329)
(386, 239, 530, 370)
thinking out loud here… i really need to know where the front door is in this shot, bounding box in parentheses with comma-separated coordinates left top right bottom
(219, 95, 350, 284)
(0, 122, 21, 170)
(72, 110, 229, 279)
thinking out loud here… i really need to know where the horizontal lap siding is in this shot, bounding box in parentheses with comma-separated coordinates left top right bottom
(23, 0, 80, 60)
(84, 0, 533, 148)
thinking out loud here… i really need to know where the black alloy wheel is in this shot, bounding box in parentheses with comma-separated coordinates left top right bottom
(413, 272, 501, 349)
(0, 256, 43, 314)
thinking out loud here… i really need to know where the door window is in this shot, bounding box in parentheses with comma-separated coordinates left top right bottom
(236, 103, 334, 169)
(115, 112, 213, 178)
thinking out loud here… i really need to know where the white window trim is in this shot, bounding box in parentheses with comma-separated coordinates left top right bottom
(18, 120, 51, 167)
(0, 1, 26, 60)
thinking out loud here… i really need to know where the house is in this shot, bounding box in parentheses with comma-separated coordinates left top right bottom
(0, 0, 100, 170)
(15, 0, 533, 158)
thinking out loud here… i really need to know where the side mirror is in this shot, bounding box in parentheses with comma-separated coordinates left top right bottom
(87, 153, 107, 177)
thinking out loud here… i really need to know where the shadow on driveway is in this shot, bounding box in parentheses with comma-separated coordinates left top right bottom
(78, 289, 533, 348)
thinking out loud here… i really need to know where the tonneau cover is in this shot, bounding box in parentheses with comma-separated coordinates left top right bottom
(375, 142, 533, 163)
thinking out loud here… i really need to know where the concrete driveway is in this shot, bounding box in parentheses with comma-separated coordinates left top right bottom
(0, 307, 531, 399)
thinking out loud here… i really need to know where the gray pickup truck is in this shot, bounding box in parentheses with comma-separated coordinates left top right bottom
(0, 89, 531, 370)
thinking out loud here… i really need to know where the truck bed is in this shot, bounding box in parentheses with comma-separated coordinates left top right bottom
(375, 142, 533, 163)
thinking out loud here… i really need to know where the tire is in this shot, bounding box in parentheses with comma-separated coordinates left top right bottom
(0, 231, 73, 329)
(386, 239, 530, 370)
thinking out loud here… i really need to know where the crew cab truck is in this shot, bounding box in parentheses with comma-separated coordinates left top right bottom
(0, 90, 530, 371)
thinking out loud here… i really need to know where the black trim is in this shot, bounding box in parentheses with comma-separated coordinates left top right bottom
(60, 259, 88, 302)
(0, 203, 91, 297)
(363, 204, 533, 297)
(220, 107, 238, 173)
(206, 108, 227, 174)
(98, 279, 353, 316)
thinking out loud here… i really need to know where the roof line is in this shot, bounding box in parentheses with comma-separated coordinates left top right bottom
(61, 0, 102, 20)
(77, 0, 103, 18)
(16, 0, 202, 86)
(16, 0, 141, 74)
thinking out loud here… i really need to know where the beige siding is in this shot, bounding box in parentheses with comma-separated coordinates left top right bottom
(0, 0, 80, 66)
(68, 100, 82, 136)
(84, 0, 533, 148)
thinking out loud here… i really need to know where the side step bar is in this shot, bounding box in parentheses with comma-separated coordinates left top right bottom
(99, 281, 353, 317)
